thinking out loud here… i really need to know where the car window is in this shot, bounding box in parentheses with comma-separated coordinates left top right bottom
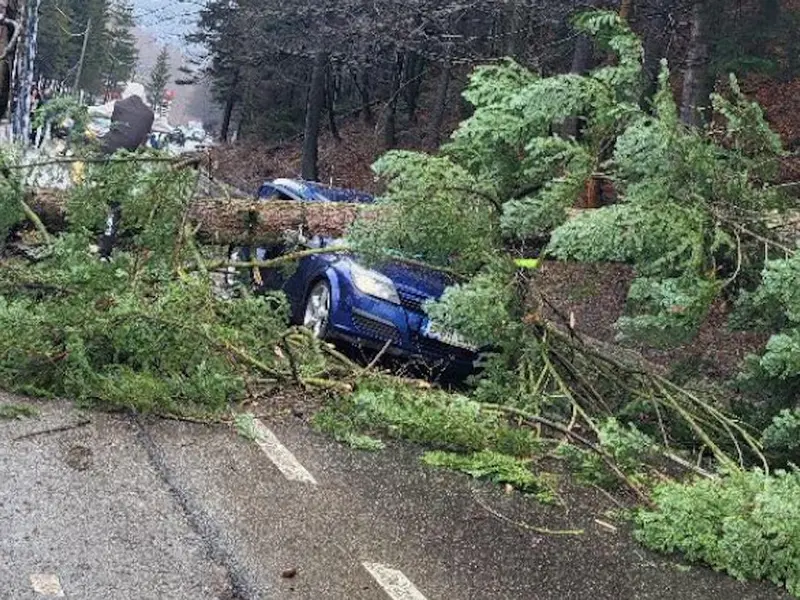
(258, 184, 296, 201)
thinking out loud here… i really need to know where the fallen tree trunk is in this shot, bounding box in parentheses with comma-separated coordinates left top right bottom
(189, 197, 365, 244)
(26, 188, 369, 244)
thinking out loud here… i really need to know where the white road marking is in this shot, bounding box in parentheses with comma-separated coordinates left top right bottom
(29, 574, 64, 597)
(363, 562, 429, 600)
(253, 419, 318, 484)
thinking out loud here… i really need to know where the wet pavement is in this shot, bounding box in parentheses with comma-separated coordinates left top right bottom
(0, 394, 792, 600)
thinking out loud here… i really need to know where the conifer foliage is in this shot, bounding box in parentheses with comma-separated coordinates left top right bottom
(36, 0, 139, 96)
(146, 47, 171, 112)
(353, 10, 791, 349)
(349, 16, 800, 593)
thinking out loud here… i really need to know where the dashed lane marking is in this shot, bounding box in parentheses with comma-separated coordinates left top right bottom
(253, 419, 318, 484)
(362, 563, 429, 600)
(29, 573, 65, 597)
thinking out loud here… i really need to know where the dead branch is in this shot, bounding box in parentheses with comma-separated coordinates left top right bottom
(281, 332, 303, 387)
(362, 339, 393, 374)
(0, 16, 20, 61)
(154, 413, 225, 427)
(206, 248, 350, 271)
(301, 377, 354, 393)
(485, 403, 654, 506)
(662, 450, 716, 479)
(471, 489, 584, 536)
(12, 418, 92, 442)
(9, 155, 197, 170)
(19, 198, 52, 244)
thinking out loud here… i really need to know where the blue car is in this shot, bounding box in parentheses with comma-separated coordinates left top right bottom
(234, 178, 481, 374)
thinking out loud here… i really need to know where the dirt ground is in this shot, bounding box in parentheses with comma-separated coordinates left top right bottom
(534, 260, 769, 381)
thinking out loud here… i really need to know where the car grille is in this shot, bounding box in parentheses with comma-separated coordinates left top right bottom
(352, 312, 401, 343)
(399, 291, 426, 314)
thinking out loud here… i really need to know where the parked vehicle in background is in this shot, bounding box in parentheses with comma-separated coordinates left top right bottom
(231, 178, 481, 376)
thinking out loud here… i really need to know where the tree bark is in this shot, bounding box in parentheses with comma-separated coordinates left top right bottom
(0, 0, 19, 119)
(219, 95, 235, 142)
(383, 52, 403, 150)
(301, 51, 328, 181)
(641, 0, 673, 104)
(404, 52, 424, 123)
(562, 33, 593, 139)
(325, 67, 341, 143)
(427, 60, 451, 149)
(27, 189, 369, 245)
(680, 0, 711, 127)
(219, 71, 239, 143)
(571, 34, 594, 75)
(326, 88, 340, 143)
(619, 0, 634, 21)
(566, 17, 599, 208)
(349, 68, 373, 125)
(504, 0, 521, 57)
(459, 94, 473, 120)
(358, 69, 373, 125)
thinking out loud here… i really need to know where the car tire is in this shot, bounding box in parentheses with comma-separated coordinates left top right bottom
(303, 280, 332, 340)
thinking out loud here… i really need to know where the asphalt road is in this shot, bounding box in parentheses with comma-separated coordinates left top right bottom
(0, 394, 792, 600)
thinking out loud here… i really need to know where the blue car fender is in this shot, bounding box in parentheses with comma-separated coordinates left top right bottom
(299, 265, 344, 320)
(320, 265, 348, 323)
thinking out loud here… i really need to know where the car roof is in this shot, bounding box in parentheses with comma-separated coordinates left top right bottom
(264, 178, 374, 204)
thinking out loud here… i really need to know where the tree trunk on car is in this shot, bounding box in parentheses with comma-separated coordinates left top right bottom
(301, 51, 329, 181)
(28, 189, 370, 245)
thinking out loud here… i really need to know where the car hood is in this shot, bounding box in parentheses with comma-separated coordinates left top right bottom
(374, 261, 456, 300)
(325, 251, 457, 299)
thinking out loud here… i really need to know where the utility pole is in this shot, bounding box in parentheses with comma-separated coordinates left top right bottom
(74, 18, 90, 91)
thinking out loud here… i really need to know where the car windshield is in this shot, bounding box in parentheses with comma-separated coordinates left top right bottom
(307, 183, 374, 204)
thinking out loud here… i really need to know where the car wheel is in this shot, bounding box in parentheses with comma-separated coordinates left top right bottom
(303, 280, 331, 339)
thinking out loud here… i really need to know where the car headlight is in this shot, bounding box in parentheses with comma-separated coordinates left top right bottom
(350, 263, 400, 304)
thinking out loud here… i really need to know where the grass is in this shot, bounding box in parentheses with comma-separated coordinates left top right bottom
(313, 380, 544, 456)
(313, 378, 561, 502)
(234, 412, 261, 441)
(0, 403, 40, 420)
(422, 449, 558, 502)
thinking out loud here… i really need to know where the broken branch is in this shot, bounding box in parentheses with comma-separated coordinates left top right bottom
(12, 418, 92, 442)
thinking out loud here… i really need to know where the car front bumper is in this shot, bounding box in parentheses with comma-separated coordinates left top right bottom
(327, 287, 480, 371)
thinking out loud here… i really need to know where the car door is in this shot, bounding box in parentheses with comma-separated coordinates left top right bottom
(254, 182, 319, 313)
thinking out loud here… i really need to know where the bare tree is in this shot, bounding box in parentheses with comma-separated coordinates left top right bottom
(302, 51, 329, 181)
